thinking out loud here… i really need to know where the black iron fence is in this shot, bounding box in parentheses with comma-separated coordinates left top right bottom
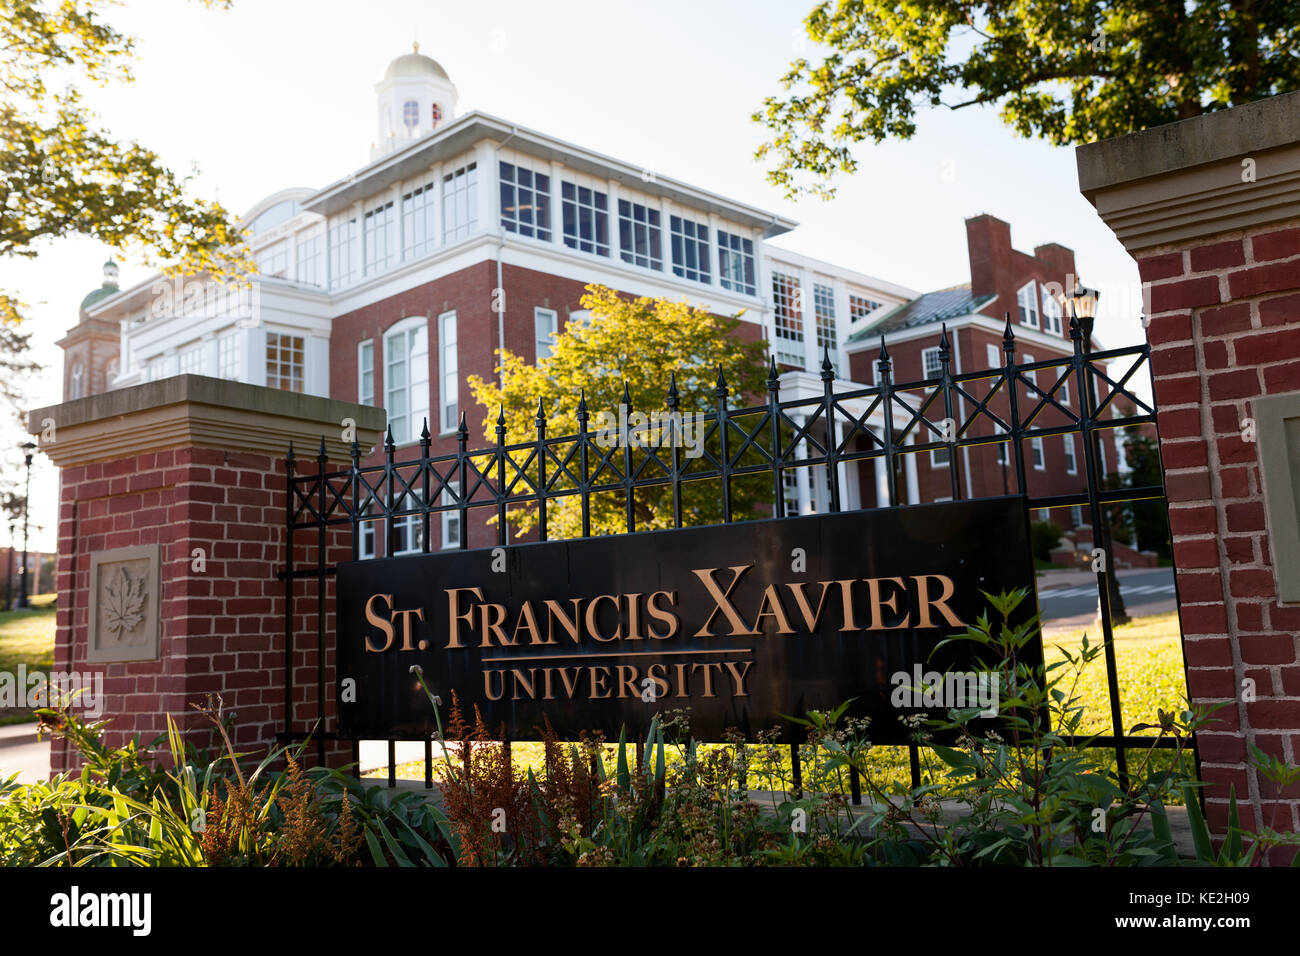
(281, 315, 1189, 793)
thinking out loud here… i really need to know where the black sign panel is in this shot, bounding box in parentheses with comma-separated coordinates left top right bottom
(337, 497, 1039, 744)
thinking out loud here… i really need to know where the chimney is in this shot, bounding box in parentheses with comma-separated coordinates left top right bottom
(965, 215, 1012, 299)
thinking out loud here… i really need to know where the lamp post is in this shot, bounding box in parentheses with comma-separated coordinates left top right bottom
(4, 517, 14, 611)
(1070, 286, 1129, 628)
(15, 442, 35, 610)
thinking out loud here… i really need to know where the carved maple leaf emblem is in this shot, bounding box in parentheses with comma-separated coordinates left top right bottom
(104, 566, 146, 637)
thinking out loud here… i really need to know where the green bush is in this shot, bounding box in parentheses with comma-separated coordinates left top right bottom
(1030, 520, 1064, 564)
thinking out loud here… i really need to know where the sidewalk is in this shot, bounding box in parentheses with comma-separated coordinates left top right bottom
(0, 721, 49, 784)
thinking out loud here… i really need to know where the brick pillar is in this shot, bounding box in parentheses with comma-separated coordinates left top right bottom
(1079, 90, 1300, 857)
(27, 376, 383, 776)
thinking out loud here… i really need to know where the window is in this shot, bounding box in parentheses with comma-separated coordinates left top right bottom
(813, 284, 837, 368)
(561, 182, 609, 256)
(179, 345, 203, 375)
(384, 320, 429, 445)
(442, 481, 461, 549)
(995, 429, 1010, 466)
(402, 100, 419, 129)
(499, 161, 551, 240)
(1031, 436, 1046, 470)
(364, 201, 395, 275)
(618, 199, 661, 270)
(359, 520, 375, 559)
(442, 162, 478, 242)
(402, 182, 437, 259)
(69, 363, 84, 399)
(1071, 505, 1084, 527)
(219, 332, 239, 379)
(986, 343, 1001, 368)
(256, 242, 289, 279)
(1022, 353, 1037, 391)
(1064, 434, 1077, 474)
(772, 272, 803, 366)
(669, 215, 710, 283)
(782, 469, 800, 517)
(1042, 288, 1063, 334)
(145, 358, 166, 382)
(393, 511, 424, 555)
(922, 346, 943, 379)
(718, 231, 756, 295)
(266, 333, 304, 392)
(328, 218, 357, 289)
(1060, 377, 1071, 406)
(439, 311, 458, 432)
(849, 294, 883, 323)
(358, 340, 374, 405)
(296, 234, 322, 287)
(534, 308, 557, 361)
(105, 358, 119, 385)
(431, 103, 442, 127)
(1017, 281, 1039, 327)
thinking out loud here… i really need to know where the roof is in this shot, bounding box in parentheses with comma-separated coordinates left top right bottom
(844, 284, 995, 344)
(384, 45, 449, 83)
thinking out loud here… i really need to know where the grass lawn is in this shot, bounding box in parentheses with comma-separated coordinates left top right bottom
(365, 611, 1194, 798)
(0, 594, 57, 725)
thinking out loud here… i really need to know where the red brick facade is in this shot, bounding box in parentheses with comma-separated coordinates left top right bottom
(1139, 220, 1300, 850)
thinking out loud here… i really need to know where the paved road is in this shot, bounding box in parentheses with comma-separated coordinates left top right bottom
(0, 722, 49, 785)
(1038, 567, 1176, 636)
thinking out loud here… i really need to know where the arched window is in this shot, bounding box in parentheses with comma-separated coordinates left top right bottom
(431, 102, 442, 127)
(69, 362, 84, 399)
(105, 358, 119, 386)
(402, 100, 419, 129)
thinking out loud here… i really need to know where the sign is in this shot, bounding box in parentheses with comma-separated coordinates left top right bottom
(337, 497, 1039, 744)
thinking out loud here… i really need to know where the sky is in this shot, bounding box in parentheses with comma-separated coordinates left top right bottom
(2, 0, 1145, 553)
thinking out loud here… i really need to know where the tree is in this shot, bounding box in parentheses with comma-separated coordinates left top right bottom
(1116, 424, 1172, 558)
(467, 285, 772, 541)
(755, 1, 1300, 198)
(1, 0, 249, 497)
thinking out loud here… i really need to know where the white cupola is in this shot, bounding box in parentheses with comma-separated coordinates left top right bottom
(372, 43, 458, 160)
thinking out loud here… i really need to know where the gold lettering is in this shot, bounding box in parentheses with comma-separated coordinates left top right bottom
(364, 593, 395, 652)
(836, 579, 862, 632)
(584, 594, 622, 642)
(558, 667, 582, 699)
(393, 607, 425, 651)
(513, 600, 547, 645)
(445, 587, 483, 649)
(616, 664, 639, 698)
(724, 659, 754, 697)
(483, 669, 505, 701)
(646, 590, 680, 639)
(865, 577, 911, 630)
(692, 566, 759, 637)
(752, 584, 795, 634)
(542, 667, 556, 700)
(588, 666, 612, 699)
(623, 593, 644, 640)
(478, 603, 513, 647)
(691, 661, 722, 697)
(914, 574, 964, 628)
(510, 668, 537, 700)
(785, 581, 833, 632)
(645, 663, 671, 700)
(544, 599, 583, 645)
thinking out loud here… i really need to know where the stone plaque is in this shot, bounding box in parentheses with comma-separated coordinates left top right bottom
(86, 544, 161, 662)
(1257, 392, 1300, 604)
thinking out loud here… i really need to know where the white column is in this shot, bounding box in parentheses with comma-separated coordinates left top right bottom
(306, 334, 330, 397)
(799, 267, 816, 371)
(351, 201, 363, 282)
(707, 211, 722, 289)
(476, 140, 496, 235)
(904, 430, 921, 504)
(244, 326, 266, 388)
(607, 179, 621, 262)
(793, 413, 813, 514)
(659, 195, 673, 275)
(549, 159, 564, 246)
(873, 433, 891, 507)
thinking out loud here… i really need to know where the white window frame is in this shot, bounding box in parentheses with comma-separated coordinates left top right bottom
(718, 230, 756, 295)
(439, 310, 458, 434)
(358, 339, 374, 406)
(986, 343, 1001, 368)
(1031, 436, 1046, 471)
(69, 362, 84, 399)
(328, 217, 357, 290)
(669, 214, 710, 283)
(771, 272, 804, 366)
(265, 332, 305, 393)
(534, 307, 558, 362)
(813, 283, 837, 367)
(295, 233, 322, 287)
(1064, 434, 1078, 475)
(617, 198, 662, 271)
(499, 159, 551, 241)
(1017, 281, 1040, 328)
(402, 180, 437, 260)
(363, 200, 395, 276)
(560, 180, 609, 256)
(441, 480, 461, 550)
(1042, 288, 1063, 335)
(383, 317, 430, 445)
(442, 161, 479, 243)
(393, 512, 423, 556)
(922, 346, 944, 380)
(1022, 353, 1037, 393)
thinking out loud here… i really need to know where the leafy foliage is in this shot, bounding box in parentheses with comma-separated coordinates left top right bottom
(755, 1, 1300, 198)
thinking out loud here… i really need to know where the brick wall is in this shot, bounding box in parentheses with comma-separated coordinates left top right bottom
(1139, 219, 1300, 855)
(52, 445, 348, 775)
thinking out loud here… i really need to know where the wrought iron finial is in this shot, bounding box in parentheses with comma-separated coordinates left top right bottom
(821, 345, 834, 377)
(384, 425, 395, 453)
(1003, 314, 1016, 352)
(715, 364, 728, 394)
(939, 324, 951, 356)
(536, 396, 546, 424)
(621, 380, 632, 410)
(457, 411, 469, 442)
(767, 355, 779, 388)
(667, 372, 679, 408)
(577, 388, 588, 420)
(420, 418, 431, 443)
(318, 435, 328, 460)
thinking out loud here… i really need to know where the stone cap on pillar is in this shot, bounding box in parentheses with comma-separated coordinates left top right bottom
(26, 374, 387, 467)
(1077, 90, 1300, 253)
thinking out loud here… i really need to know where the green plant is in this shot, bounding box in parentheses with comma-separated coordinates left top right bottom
(1030, 520, 1064, 564)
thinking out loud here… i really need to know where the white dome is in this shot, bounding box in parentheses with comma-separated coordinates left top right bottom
(384, 43, 449, 82)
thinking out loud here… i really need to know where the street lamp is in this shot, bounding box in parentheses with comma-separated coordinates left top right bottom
(1066, 284, 1129, 627)
(4, 517, 14, 611)
(15, 442, 35, 610)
